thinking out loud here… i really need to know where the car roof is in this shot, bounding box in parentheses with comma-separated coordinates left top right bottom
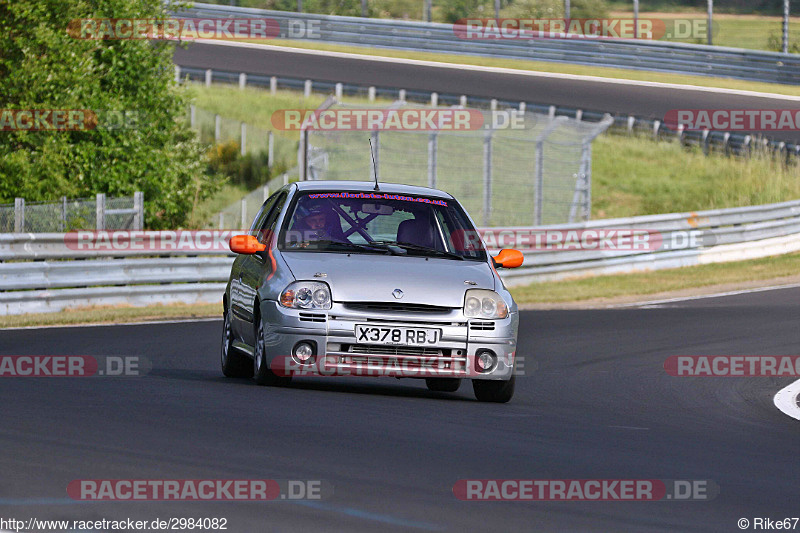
(291, 180, 454, 200)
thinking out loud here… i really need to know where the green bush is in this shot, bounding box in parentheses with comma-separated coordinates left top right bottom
(207, 141, 288, 190)
(0, 0, 220, 229)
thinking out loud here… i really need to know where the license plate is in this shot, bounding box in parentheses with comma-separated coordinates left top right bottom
(355, 325, 440, 346)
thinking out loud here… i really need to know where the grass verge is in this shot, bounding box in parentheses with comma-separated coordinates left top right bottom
(0, 303, 222, 329)
(510, 251, 800, 304)
(190, 85, 800, 221)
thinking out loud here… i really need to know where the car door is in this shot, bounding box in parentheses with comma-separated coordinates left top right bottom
(230, 192, 281, 337)
(236, 191, 287, 345)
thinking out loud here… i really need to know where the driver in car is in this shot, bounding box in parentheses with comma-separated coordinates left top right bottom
(292, 203, 346, 245)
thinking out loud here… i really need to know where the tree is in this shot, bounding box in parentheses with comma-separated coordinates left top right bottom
(0, 0, 220, 229)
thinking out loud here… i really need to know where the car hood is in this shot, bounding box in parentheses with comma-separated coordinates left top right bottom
(280, 252, 495, 307)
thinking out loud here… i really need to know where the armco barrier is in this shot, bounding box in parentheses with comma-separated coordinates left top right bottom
(2, 199, 800, 314)
(177, 3, 800, 85)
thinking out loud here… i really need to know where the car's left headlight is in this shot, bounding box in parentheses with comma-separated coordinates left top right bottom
(280, 281, 332, 310)
(463, 289, 508, 319)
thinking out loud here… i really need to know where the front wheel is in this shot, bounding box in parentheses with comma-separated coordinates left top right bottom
(221, 309, 253, 378)
(253, 319, 292, 387)
(472, 376, 515, 403)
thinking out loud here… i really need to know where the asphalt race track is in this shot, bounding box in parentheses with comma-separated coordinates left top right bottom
(173, 41, 800, 143)
(1, 288, 799, 531)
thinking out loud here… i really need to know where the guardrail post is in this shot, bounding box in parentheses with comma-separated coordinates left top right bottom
(707, 0, 713, 46)
(263, 185, 270, 202)
(268, 131, 274, 168)
(335, 83, 343, 99)
(60, 196, 67, 232)
(398, 89, 406, 102)
(96, 193, 105, 231)
(283, 173, 289, 186)
(653, 119, 661, 140)
(575, 109, 582, 122)
(240, 198, 247, 229)
(627, 115, 635, 133)
(702, 129, 710, 155)
(519, 102, 526, 113)
(427, 131, 437, 188)
(430, 92, 438, 107)
(459, 95, 467, 107)
(205, 69, 212, 87)
(14, 198, 24, 233)
(239, 72, 246, 89)
(240, 122, 247, 156)
(368, 86, 376, 102)
(304, 79, 312, 98)
(482, 129, 493, 226)
(370, 130, 380, 181)
(270, 76, 277, 95)
(190, 105, 196, 130)
(490, 99, 497, 111)
(214, 114, 221, 143)
(677, 123, 685, 141)
(133, 191, 144, 230)
(548, 105, 556, 120)
(218, 212, 224, 230)
(534, 140, 543, 225)
(174, 65, 181, 84)
(723, 132, 730, 156)
(743, 135, 752, 158)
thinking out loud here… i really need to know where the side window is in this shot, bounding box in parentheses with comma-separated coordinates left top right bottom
(257, 193, 287, 244)
(249, 192, 280, 233)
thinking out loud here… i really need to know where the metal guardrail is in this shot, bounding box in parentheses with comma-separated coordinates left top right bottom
(179, 3, 800, 85)
(3, 199, 800, 314)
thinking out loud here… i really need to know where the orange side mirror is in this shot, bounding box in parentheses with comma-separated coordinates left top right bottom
(493, 248, 524, 268)
(230, 234, 267, 255)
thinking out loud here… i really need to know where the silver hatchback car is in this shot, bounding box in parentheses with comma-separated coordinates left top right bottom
(221, 181, 524, 402)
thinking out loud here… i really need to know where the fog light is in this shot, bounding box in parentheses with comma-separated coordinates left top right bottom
(293, 342, 316, 364)
(475, 350, 497, 373)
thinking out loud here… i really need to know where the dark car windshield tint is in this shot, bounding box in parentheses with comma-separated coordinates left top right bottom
(278, 191, 487, 261)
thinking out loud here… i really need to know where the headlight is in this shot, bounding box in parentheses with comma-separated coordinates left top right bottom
(463, 289, 508, 319)
(280, 281, 332, 309)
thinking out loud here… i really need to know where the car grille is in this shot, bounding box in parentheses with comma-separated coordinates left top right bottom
(343, 302, 454, 315)
(347, 344, 446, 356)
(299, 312, 326, 323)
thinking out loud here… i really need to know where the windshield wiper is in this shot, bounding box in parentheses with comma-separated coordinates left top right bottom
(368, 240, 464, 260)
(291, 240, 391, 254)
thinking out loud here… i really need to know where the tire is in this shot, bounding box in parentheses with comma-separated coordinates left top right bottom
(472, 376, 515, 403)
(425, 378, 461, 393)
(221, 309, 253, 378)
(253, 318, 292, 387)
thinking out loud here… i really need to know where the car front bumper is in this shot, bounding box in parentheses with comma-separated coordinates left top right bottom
(259, 300, 518, 381)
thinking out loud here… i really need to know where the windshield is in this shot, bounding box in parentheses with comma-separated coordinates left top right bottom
(278, 191, 487, 261)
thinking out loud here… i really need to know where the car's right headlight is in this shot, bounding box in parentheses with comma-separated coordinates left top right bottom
(463, 289, 508, 319)
(280, 281, 332, 310)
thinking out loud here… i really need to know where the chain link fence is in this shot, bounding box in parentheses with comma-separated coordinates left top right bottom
(301, 101, 611, 226)
(0, 193, 144, 233)
(189, 105, 297, 164)
(214, 168, 301, 229)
